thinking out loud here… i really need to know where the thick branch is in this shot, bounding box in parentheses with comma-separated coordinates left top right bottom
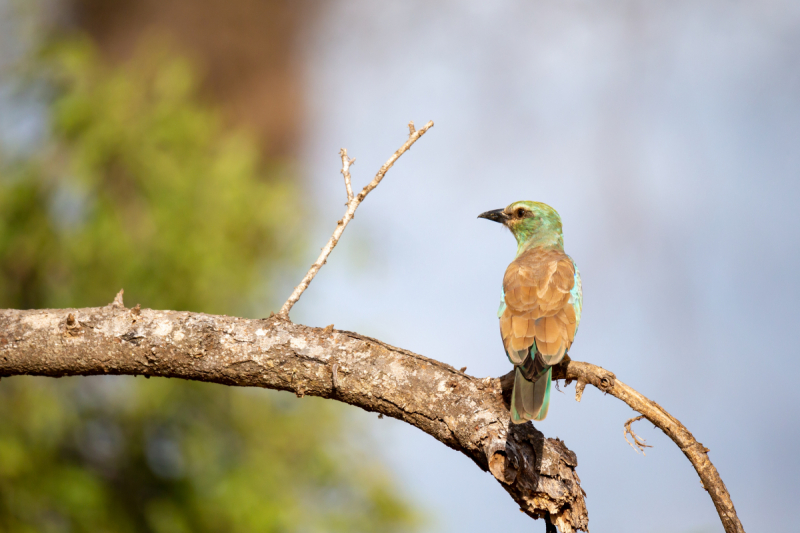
(278, 120, 434, 317)
(0, 305, 588, 533)
(545, 359, 745, 533)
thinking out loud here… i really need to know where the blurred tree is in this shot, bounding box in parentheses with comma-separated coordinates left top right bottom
(0, 37, 419, 533)
(0, 36, 298, 314)
(65, 0, 314, 157)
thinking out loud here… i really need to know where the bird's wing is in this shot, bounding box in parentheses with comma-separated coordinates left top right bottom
(570, 259, 582, 335)
(500, 249, 578, 367)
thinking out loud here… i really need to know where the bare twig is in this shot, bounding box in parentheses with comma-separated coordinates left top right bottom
(340, 148, 354, 202)
(623, 414, 653, 454)
(549, 359, 745, 533)
(278, 120, 434, 317)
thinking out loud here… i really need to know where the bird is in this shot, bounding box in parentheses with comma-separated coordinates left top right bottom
(479, 201, 582, 423)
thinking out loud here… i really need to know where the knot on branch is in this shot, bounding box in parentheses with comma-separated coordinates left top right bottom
(598, 373, 616, 392)
(485, 437, 519, 485)
(63, 313, 82, 337)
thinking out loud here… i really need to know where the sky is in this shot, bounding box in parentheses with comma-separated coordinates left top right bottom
(291, 1, 800, 532)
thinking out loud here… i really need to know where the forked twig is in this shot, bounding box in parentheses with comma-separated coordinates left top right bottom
(278, 120, 434, 317)
(623, 414, 653, 454)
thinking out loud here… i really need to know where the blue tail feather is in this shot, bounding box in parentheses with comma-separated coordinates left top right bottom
(510, 366, 552, 424)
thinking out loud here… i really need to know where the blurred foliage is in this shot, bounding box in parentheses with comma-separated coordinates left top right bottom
(0, 377, 416, 533)
(0, 36, 419, 533)
(0, 36, 299, 314)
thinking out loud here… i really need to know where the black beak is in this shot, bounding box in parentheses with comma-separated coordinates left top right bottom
(478, 209, 509, 224)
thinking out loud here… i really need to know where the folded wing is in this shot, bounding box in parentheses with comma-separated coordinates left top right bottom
(500, 248, 578, 368)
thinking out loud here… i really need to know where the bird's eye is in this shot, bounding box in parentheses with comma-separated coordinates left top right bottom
(516, 208, 527, 218)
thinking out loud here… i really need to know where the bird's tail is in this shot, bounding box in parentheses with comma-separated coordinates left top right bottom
(510, 365, 552, 424)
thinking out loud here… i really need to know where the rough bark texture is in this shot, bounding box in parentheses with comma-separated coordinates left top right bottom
(0, 304, 589, 532)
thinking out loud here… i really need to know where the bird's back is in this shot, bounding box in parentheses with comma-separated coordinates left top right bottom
(500, 247, 580, 368)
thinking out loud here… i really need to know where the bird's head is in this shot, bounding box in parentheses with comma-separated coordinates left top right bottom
(478, 201, 564, 252)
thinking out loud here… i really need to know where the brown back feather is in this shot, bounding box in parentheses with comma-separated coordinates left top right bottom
(500, 248, 576, 366)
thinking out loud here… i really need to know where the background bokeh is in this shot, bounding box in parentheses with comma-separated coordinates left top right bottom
(3, 1, 800, 532)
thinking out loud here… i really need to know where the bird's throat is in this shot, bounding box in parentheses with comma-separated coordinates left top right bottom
(514, 231, 564, 257)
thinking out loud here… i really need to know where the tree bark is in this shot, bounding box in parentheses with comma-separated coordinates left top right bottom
(0, 304, 589, 532)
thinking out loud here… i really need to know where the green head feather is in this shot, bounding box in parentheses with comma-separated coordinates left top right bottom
(479, 201, 564, 255)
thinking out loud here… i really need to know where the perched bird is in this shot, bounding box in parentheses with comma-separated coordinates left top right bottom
(479, 201, 582, 423)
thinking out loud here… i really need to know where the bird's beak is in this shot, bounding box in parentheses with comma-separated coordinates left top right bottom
(478, 209, 509, 224)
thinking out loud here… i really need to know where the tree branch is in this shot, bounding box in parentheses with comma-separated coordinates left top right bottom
(540, 358, 744, 533)
(0, 304, 588, 533)
(3, 121, 744, 533)
(278, 120, 434, 318)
